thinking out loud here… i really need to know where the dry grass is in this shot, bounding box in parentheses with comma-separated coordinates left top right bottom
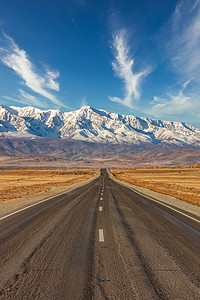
(111, 167, 200, 206)
(0, 169, 97, 202)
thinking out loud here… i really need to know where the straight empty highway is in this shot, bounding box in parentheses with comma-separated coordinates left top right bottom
(0, 169, 200, 299)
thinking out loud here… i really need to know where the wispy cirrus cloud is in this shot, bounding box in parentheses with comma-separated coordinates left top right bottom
(149, 0, 200, 124)
(150, 81, 200, 117)
(109, 29, 151, 108)
(167, 0, 200, 82)
(80, 96, 87, 107)
(0, 33, 66, 107)
(151, 92, 198, 117)
(3, 89, 48, 108)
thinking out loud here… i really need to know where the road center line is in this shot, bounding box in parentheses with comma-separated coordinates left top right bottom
(99, 229, 104, 242)
(99, 206, 103, 211)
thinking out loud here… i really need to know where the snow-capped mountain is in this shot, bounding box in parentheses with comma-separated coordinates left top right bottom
(0, 104, 200, 147)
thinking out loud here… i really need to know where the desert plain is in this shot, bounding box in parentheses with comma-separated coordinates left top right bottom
(111, 166, 200, 206)
(0, 168, 97, 202)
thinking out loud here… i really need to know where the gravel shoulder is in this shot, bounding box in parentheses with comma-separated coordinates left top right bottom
(0, 170, 100, 218)
(108, 170, 200, 218)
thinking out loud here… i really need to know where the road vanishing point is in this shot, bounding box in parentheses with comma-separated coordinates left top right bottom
(0, 169, 200, 299)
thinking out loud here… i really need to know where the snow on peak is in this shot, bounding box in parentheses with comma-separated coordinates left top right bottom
(0, 104, 200, 146)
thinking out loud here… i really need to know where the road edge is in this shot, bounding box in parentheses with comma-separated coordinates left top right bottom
(107, 169, 200, 219)
(0, 169, 101, 220)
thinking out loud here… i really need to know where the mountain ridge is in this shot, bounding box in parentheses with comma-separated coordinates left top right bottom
(0, 104, 200, 147)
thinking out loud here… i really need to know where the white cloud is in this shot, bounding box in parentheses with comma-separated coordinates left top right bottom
(0, 33, 65, 107)
(150, 0, 200, 124)
(44, 68, 60, 91)
(167, 0, 200, 81)
(80, 96, 87, 107)
(151, 89, 199, 117)
(109, 29, 151, 108)
(3, 89, 47, 108)
(19, 89, 47, 107)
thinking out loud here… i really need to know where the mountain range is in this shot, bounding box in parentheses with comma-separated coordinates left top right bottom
(0, 105, 200, 147)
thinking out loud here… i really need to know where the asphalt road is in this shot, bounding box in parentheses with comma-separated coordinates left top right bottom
(0, 169, 200, 299)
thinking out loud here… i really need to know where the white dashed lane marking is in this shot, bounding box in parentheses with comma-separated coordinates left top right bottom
(99, 206, 103, 211)
(99, 229, 104, 242)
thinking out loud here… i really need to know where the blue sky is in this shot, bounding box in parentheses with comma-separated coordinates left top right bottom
(0, 0, 200, 127)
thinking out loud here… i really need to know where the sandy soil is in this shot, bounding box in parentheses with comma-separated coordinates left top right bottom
(0, 169, 99, 218)
(110, 167, 200, 207)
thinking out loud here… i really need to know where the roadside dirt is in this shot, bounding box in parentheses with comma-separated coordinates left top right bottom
(109, 169, 200, 218)
(111, 167, 200, 206)
(0, 169, 99, 218)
